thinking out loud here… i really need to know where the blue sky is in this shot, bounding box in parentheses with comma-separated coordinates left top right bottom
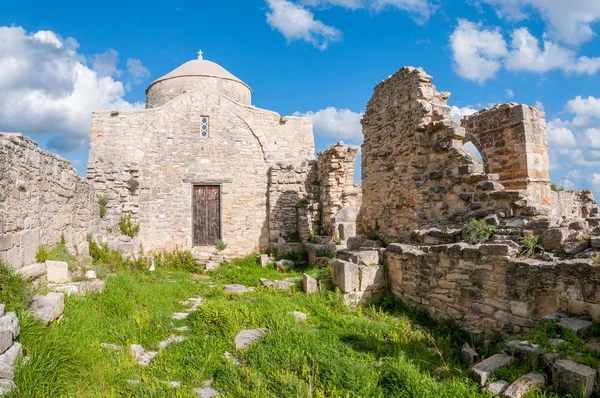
(1, 0, 600, 196)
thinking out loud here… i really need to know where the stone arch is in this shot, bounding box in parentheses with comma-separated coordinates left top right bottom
(464, 132, 490, 174)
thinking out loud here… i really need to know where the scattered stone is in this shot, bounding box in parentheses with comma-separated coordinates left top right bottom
(158, 335, 185, 349)
(564, 240, 591, 255)
(303, 274, 318, 294)
(223, 284, 254, 294)
(0, 342, 22, 380)
(259, 278, 295, 290)
(203, 379, 214, 387)
(541, 312, 567, 322)
(469, 353, 514, 386)
(172, 312, 189, 320)
(169, 381, 181, 388)
(0, 331, 12, 357)
(0, 380, 16, 395)
(257, 254, 269, 268)
(461, 343, 479, 366)
(205, 262, 219, 271)
(45, 260, 69, 283)
(85, 270, 97, 279)
(100, 343, 122, 351)
(174, 326, 190, 332)
(0, 313, 19, 340)
(234, 328, 268, 350)
(549, 338, 567, 347)
(17, 263, 46, 281)
(552, 359, 597, 398)
(47, 280, 106, 296)
(275, 259, 294, 271)
(350, 250, 379, 266)
(539, 228, 569, 251)
(192, 274, 211, 280)
(486, 380, 509, 395)
(501, 373, 545, 398)
(557, 317, 593, 336)
(331, 260, 359, 293)
(505, 340, 542, 358)
(223, 351, 240, 366)
(29, 293, 64, 325)
(289, 311, 307, 322)
(130, 344, 158, 366)
(194, 387, 220, 397)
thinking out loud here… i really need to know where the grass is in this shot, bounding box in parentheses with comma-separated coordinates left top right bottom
(4, 254, 563, 397)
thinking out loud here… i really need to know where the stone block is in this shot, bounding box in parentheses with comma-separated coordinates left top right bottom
(539, 228, 569, 251)
(486, 380, 509, 395)
(359, 264, 386, 292)
(338, 222, 356, 240)
(505, 340, 541, 358)
(257, 254, 270, 268)
(501, 373, 545, 398)
(0, 380, 16, 396)
(552, 359, 596, 398)
(461, 343, 479, 366)
(29, 293, 65, 325)
(303, 274, 318, 294)
(469, 353, 514, 386)
(0, 331, 12, 356)
(45, 260, 69, 283)
(16, 262, 46, 281)
(234, 328, 268, 350)
(591, 236, 600, 249)
(557, 317, 593, 337)
(564, 240, 591, 254)
(350, 250, 379, 265)
(332, 260, 359, 293)
(306, 243, 335, 266)
(85, 270, 97, 279)
(288, 311, 307, 322)
(343, 291, 371, 306)
(347, 237, 383, 251)
(0, 305, 3, 317)
(0, 313, 19, 339)
(0, 342, 21, 380)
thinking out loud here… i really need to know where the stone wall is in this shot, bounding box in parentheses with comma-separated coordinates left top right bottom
(387, 243, 600, 334)
(267, 161, 319, 244)
(551, 190, 599, 219)
(462, 104, 551, 207)
(88, 89, 314, 255)
(0, 133, 96, 268)
(317, 142, 361, 238)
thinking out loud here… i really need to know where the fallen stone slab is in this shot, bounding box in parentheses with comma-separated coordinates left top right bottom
(552, 359, 597, 398)
(303, 274, 318, 294)
(0, 379, 16, 396)
(29, 293, 64, 325)
(100, 343, 122, 351)
(17, 263, 46, 281)
(223, 284, 255, 294)
(259, 278, 295, 290)
(0, 342, 22, 380)
(289, 311, 307, 322)
(47, 280, 106, 296)
(0, 312, 19, 340)
(505, 340, 541, 358)
(234, 328, 268, 350)
(501, 372, 545, 398)
(158, 335, 185, 349)
(45, 260, 69, 283)
(469, 354, 514, 386)
(172, 312, 189, 320)
(557, 318, 593, 337)
(194, 387, 220, 397)
(130, 344, 158, 366)
(486, 380, 509, 395)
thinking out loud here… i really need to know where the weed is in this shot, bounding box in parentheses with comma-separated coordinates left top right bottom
(97, 194, 109, 218)
(593, 257, 600, 264)
(35, 245, 49, 263)
(520, 235, 544, 257)
(126, 177, 139, 194)
(558, 246, 567, 260)
(155, 248, 200, 273)
(215, 239, 228, 251)
(550, 184, 565, 192)
(334, 236, 341, 245)
(0, 260, 31, 313)
(119, 213, 140, 237)
(462, 218, 495, 244)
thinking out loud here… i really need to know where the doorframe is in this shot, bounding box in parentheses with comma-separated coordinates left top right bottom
(190, 182, 226, 247)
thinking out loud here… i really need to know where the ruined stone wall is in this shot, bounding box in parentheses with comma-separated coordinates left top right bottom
(0, 133, 97, 268)
(88, 89, 314, 255)
(461, 104, 551, 208)
(551, 190, 599, 219)
(267, 162, 319, 243)
(387, 243, 600, 334)
(317, 142, 361, 238)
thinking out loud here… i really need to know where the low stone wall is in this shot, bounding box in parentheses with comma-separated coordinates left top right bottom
(387, 242, 600, 334)
(551, 190, 599, 220)
(0, 133, 97, 268)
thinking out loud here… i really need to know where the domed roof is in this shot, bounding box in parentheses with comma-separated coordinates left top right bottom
(149, 51, 250, 90)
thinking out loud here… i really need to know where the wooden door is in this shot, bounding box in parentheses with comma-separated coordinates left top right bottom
(193, 185, 221, 246)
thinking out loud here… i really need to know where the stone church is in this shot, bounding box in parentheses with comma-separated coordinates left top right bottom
(86, 52, 358, 255)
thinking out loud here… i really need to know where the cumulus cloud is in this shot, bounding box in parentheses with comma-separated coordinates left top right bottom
(449, 20, 508, 84)
(450, 105, 478, 121)
(370, 0, 434, 23)
(450, 22, 600, 83)
(92, 49, 120, 77)
(294, 107, 364, 143)
(126, 58, 151, 89)
(478, 0, 600, 45)
(266, 0, 342, 50)
(0, 26, 146, 154)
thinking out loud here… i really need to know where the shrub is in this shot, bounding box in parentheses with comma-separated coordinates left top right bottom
(215, 239, 228, 251)
(97, 194, 109, 218)
(36, 245, 49, 263)
(462, 218, 495, 244)
(119, 214, 140, 237)
(551, 183, 565, 192)
(0, 260, 32, 312)
(284, 231, 301, 243)
(89, 241, 128, 270)
(126, 177, 139, 194)
(520, 235, 544, 257)
(155, 249, 199, 273)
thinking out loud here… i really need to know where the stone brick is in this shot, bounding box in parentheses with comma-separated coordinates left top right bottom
(552, 359, 596, 398)
(46, 260, 69, 283)
(469, 354, 514, 386)
(332, 260, 359, 293)
(350, 250, 379, 265)
(303, 274, 318, 294)
(502, 373, 545, 398)
(359, 264, 386, 292)
(256, 254, 269, 268)
(539, 228, 569, 251)
(17, 263, 46, 281)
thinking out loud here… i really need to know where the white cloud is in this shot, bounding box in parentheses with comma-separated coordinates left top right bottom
(92, 49, 120, 77)
(586, 128, 600, 148)
(266, 0, 342, 50)
(449, 20, 508, 84)
(590, 174, 600, 197)
(126, 58, 151, 89)
(294, 107, 364, 142)
(547, 120, 577, 148)
(505, 89, 514, 98)
(300, 0, 434, 22)
(450, 22, 600, 83)
(0, 26, 145, 154)
(301, 0, 363, 9)
(479, 0, 600, 45)
(450, 105, 478, 121)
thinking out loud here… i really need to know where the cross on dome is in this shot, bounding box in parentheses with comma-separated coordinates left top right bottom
(198, 50, 203, 60)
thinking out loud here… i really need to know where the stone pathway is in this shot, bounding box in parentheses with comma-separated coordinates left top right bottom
(158, 335, 185, 349)
(234, 328, 268, 350)
(223, 284, 254, 294)
(130, 344, 158, 366)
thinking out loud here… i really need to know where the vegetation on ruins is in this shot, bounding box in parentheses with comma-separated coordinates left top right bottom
(284, 230, 301, 243)
(294, 199, 308, 210)
(119, 213, 140, 237)
(215, 239, 228, 251)
(550, 183, 565, 192)
(35, 244, 48, 263)
(155, 248, 199, 273)
(0, 260, 32, 313)
(126, 177, 139, 194)
(97, 194, 109, 218)
(520, 235, 545, 257)
(461, 218, 495, 244)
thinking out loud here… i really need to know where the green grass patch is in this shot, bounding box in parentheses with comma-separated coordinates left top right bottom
(0, 260, 32, 313)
